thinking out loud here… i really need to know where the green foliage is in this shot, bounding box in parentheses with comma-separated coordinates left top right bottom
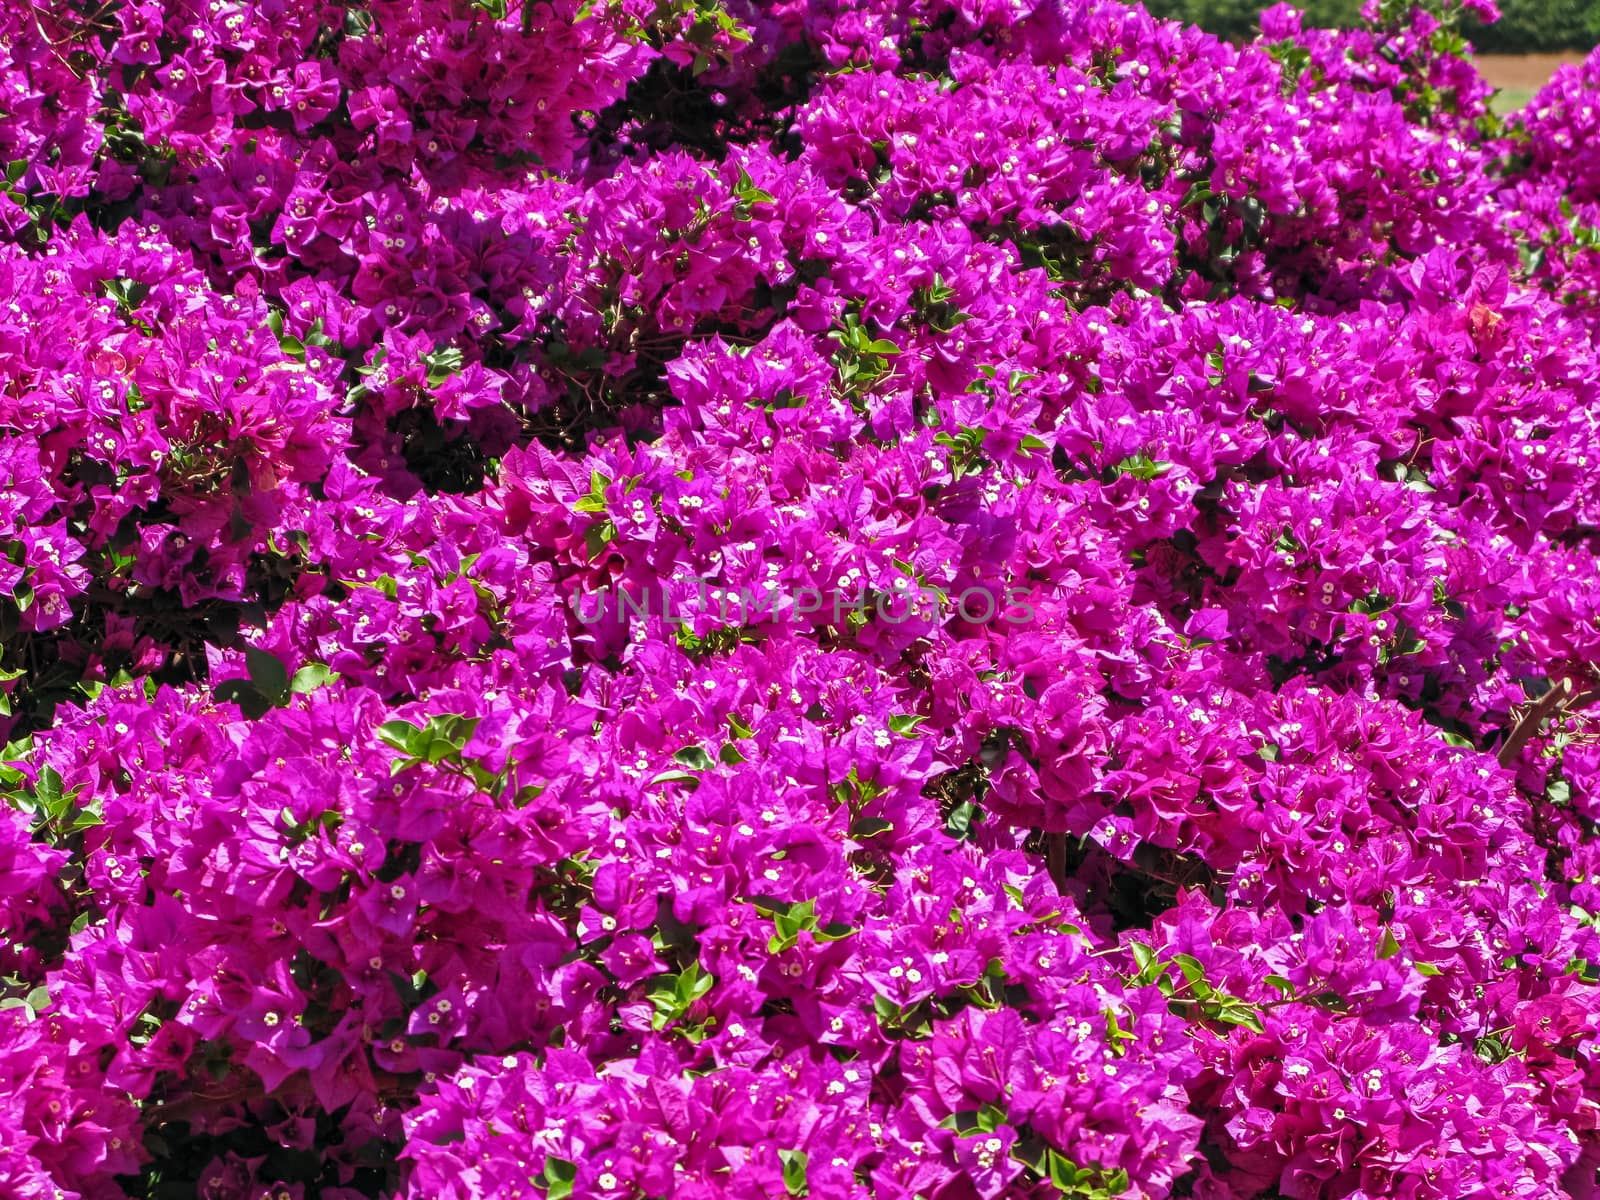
(1139, 0, 1348, 40)
(377, 713, 483, 772)
(646, 961, 715, 1032)
(215, 648, 339, 717)
(779, 1149, 810, 1198)
(1468, 0, 1599, 53)
(1, 755, 102, 843)
(1012, 1140, 1132, 1199)
(535, 1157, 577, 1200)
(749, 895, 855, 953)
(829, 312, 902, 399)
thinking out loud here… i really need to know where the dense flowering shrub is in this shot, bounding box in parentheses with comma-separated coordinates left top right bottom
(1, 0, 1600, 1197)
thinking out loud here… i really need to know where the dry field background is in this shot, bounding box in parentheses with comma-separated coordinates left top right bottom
(1476, 50, 1587, 110)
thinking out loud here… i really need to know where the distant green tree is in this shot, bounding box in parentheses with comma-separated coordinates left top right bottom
(1138, 0, 1598, 51)
(1468, 0, 1598, 52)
(1131, 0, 1402, 42)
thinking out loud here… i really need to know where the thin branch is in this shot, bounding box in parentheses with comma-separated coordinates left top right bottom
(1497, 678, 1600, 767)
(1045, 831, 1068, 894)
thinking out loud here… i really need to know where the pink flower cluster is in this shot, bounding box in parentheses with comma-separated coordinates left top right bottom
(1, 0, 1599, 1198)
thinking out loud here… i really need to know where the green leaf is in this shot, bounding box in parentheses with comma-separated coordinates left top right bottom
(1047, 1149, 1081, 1191)
(1128, 941, 1159, 984)
(1264, 974, 1296, 999)
(768, 898, 819, 952)
(945, 797, 979, 839)
(419, 714, 480, 763)
(1104, 1008, 1138, 1054)
(377, 719, 428, 758)
(940, 1104, 1009, 1135)
(1212, 999, 1265, 1033)
(573, 470, 610, 514)
(1474, 1031, 1513, 1064)
(734, 165, 777, 207)
(67, 805, 104, 833)
(683, 967, 714, 1004)
(1171, 953, 1208, 989)
(290, 663, 339, 694)
(538, 1156, 577, 1200)
(648, 963, 715, 1030)
(887, 713, 927, 737)
(35, 766, 66, 821)
(647, 768, 701, 788)
(673, 745, 716, 771)
(423, 345, 465, 386)
(244, 646, 291, 704)
(1377, 927, 1402, 960)
(585, 519, 616, 559)
(780, 1149, 809, 1198)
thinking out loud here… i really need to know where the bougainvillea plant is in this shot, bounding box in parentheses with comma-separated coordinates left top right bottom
(1, 0, 1599, 1196)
